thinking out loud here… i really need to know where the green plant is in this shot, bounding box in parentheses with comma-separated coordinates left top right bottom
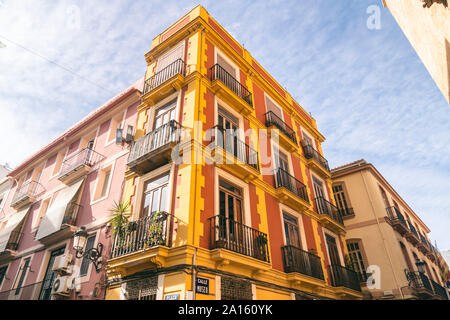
(108, 200, 131, 241)
(146, 211, 167, 246)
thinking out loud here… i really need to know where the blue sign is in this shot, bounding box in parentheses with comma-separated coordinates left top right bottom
(196, 278, 209, 295)
(164, 294, 180, 300)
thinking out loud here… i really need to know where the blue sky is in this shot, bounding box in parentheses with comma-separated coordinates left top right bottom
(0, 0, 449, 250)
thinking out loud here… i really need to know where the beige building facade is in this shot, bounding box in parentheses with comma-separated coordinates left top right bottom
(382, 0, 450, 104)
(331, 160, 448, 300)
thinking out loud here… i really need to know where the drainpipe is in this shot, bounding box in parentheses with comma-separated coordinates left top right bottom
(192, 247, 197, 300)
(359, 169, 404, 299)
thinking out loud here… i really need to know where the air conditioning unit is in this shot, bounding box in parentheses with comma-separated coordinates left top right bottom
(52, 254, 73, 275)
(51, 276, 72, 296)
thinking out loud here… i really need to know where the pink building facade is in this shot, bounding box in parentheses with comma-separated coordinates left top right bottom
(0, 79, 143, 300)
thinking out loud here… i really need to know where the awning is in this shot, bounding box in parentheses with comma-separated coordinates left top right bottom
(0, 206, 30, 252)
(35, 179, 84, 240)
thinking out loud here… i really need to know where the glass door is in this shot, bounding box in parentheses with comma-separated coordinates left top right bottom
(153, 101, 176, 149)
(218, 109, 239, 160)
(38, 247, 65, 300)
(313, 177, 327, 214)
(218, 180, 243, 246)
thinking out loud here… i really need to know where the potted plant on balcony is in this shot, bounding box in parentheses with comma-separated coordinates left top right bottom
(254, 235, 268, 260)
(108, 200, 131, 247)
(145, 211, 167, 247)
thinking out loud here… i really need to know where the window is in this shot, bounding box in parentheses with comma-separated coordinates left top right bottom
(217, 107, 240, 158)
(154, 100, 176, 129)
(379, 186, 390, 208)
(217, 54, 237, 79)
(33, 198, 51, 229)
(301, 131, 314, 148)
(14, 257, 31, 295)
(107, 112, 124, 144)
(265, 95, 283, 121)
(346, 240, 368, 281)
(142, 174, 170, 217)
(221, 276, 252, 300)
(126, 277, 158, 300)
(80, 235, 96, 277)
(94, 165, 112, 201)
(219, 179, 244, 243)
(38, 247, 65, 300)
(52, 150, 66, 177)
(156, 42, 184, 73)
(0, 265, 7, 287)
(333, 184, 353, 217)
(283, 214, 301, 248)
(399, 242, 414, 272)
(325, 234, 341, 266)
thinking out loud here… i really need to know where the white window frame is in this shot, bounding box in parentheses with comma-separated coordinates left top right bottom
(147, 92, 181, 133)
(264, 92, 284, 121)
(91, 159, 116, 205)
(105, 111, 126, 147)
(279, 203, 307, 251)
(322, 228, 345, 268)
(156, 41, 185, 73)
(133, 163, 174, 221)
(50, 147, 69, 180)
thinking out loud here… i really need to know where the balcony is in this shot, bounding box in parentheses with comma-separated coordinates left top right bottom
(35, 202, 82, 246)
(0, 231, 23, 263)
(426, 245, 438, 262)
(127, 120, 181, 175)
(209, 64, 253, 115)
(264, 111, 298, 152)
(405, 271, 435, 299)
(208, 126, 260, 181)
(10, 181, 44, 209)
(314, 197, 344, 233)
(417, 233, 431, 254)
(301, 142, 330, 178)
(142, 59, 186, 105)
(58, 148, 104, 185)
(208, 215, 270, 264)
(431, 279, 449, 300)
(110, 212, 174, 259)
(273, 168, 309, 211)
(328, 264, 362, 293)
(338, 207, 355, 219)
(405, 221, 420, 245)
(282, 245, 324, 282)
(386, 206, 410, 236)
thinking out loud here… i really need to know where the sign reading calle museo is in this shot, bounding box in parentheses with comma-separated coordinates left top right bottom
(196, 278, 209, 295)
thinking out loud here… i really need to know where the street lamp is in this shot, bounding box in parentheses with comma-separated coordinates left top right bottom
(415, 258, 426, 274)
(73, 226, 103, 272)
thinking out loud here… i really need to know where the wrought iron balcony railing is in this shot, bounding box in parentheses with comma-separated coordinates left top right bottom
(209, 126, 260, 172)
(430, 279, 449, 300)
(208, 215, 269, 263)
(264, 111, 297, 144)
(274, 167, 309, 203)
(314, 197, 343, 225)
(210, 64, 253, 107)
(328, 264, 362, 292)
(143, 59, 186, 95)
(110, 212, 173, 259)
(128, 120, 181, 166)
(301, 142, 330, 172)
(60, 148, 104, 178)
(386, 206, 407, 226)
(11, 180, 44, 206)
(407, 221, 419, 238)
(406, 270, 433, 292)
(2, 230, 23, 252)
(337, 207, 354, 218)
(282, 245, 324, 280)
